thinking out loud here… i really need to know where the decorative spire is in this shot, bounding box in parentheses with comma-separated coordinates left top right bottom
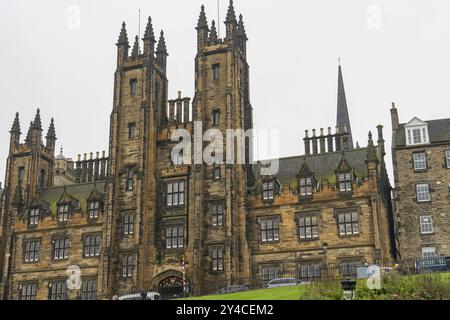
(226, 0, 237, 24)
(236, 14, 247, 39)
(336, 63, 354, 149)
(46, 118, 56, 139)
(143, 16, 156, 42)
(131, 35, 140, 57)
(197, 5, 208, 30)
(10, 112, 21, 133)
(156, 30, 168, 54)
(366, 131, 378, 162)
(209, 20, 218, 44)
(117, 22, 129, 47)
(32, 108, 42, 130)
(25, 121, 33, 143)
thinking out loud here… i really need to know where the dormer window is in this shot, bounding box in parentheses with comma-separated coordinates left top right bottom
(299, 177, 313, 197)
(339, 172, 352, 193)
(88, 201, 101, 219)
(262, 181, 274, 200)
(58, 204, 70, 222)
(29, 208, 40, 226)
(405, 118, 429, 146)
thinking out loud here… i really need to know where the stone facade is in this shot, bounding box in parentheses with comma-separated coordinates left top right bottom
(391, 104, 450, 260)
(0, 2, 395, 300)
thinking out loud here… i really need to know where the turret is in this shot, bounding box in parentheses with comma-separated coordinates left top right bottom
(29, 109, 43, 147)
(196, 5, 209, 51)
(9, 112, 21, 152)
(156, 30, 168, 74)
(46, 118, 57, 155)
(116, 22, 130, 66)
(225, 0, 238, 41)
(209, 20, 218, 45)
(142, 17, 156, 58)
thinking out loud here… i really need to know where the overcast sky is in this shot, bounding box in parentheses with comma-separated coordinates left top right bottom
(1, 0, 450, 186)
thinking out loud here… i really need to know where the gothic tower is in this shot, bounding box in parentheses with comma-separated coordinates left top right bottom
(101, 18, 167, 295)
(190, 1, 253, 294)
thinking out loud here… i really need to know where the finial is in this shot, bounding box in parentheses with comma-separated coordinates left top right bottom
(237, 14, 247, 39)
(391, 102, 396, 109)
(46, 117, 56, 139)
(197, 5, 208, 30)
(226, 0, 237, 24)
(209, 20, 218, 44)
(32, 109, 42, 130)
(156, 30, 167, 54)
(143, 17, 155, 42)
(117, 21, 129, 47)
(131, 35, 140, 57)
(367, 131, 378, 162)
(10, 112, 21, 133)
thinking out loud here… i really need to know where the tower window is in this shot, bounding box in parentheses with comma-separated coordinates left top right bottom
(128, 123, 136, 139)
(212, 247, 224, 272)
(122, 255, 133, 278)
(126, 168, 134, 191)
(122, 212, 135, 236)
(18, 167, 25, 184)
(212, 64, 220, 80)
(130, 79, 138, 96)
(212, 203, 224, 227)
(166, 225, 184, 249)
(212, 111, 220, 126)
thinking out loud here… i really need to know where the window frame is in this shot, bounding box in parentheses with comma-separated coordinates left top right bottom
(126, 168, 134, 191)
(416, 183, 431, 203)
(340, 260, 362, 278)
(23, 239, 41, 263)
(212, 64, 220, 81)
(413, 152, 427, 171)
(165, 225, 185, 250)
(212, 203, 224, 227)
(298, 214, 319, 241)
(262, 180, 275, 201)
(261, 266, 282, 282)
(260, 216, 280, 243)
(83, 234, 101, 258)
(299, 177, 313, 197)
(122, 212, 135, 236)
(299, 263, 322, 282)
(422, 247, 437, 258)
(29, 208, 40, 227)
(19, 281, 37, 300)
(419, 215, 434, 235)
(213, 166, 221, 180)
(336, 210, 360, 237)
(122, 255, 133, 278)
(130, 78, 138, 96)
(88, 201, 101, 219)
(445, 150, 450, 169)
(128, 122, 136, 139)
(212, 110, 220, 127)
(52, 237, 70, 261)
(57, 204, 70, 223)
(48, 280, 67, 301)
(338, 172, 352, 193)
(166, 180, 186, 208)
(211, 247, 224, 273)
(81, 278, 97, 300)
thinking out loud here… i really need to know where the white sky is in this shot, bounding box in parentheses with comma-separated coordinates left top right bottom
(1, 0, 450, 186)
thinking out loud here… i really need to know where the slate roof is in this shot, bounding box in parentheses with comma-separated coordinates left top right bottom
(396, 118, 450, 147)
(39, 181, 106, 214)
(256, 148, 370, 186)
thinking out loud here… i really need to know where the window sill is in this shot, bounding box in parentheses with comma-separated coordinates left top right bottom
(299, 238, 320, 243)
(260, 240, 280, 245)
(338, 234, 360, 238)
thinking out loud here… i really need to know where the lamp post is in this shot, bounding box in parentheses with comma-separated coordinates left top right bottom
(341, 278, 356, 300)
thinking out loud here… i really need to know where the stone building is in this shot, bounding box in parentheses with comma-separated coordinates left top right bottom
(0, 1, 395, 300)
(391, 104, 450, 260)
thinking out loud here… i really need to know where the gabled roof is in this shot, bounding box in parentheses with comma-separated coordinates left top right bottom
(404, 117, 427, 127)
(255, 147, 370, 186)
(396, 118, 450, 146)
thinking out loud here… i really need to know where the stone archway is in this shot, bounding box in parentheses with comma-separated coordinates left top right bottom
(152, 270, 184, 300)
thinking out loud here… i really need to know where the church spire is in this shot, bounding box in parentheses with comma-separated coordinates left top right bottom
(336, 62, 354, 149)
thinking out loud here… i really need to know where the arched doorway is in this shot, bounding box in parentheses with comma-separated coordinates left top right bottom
(158, 276, 184, 300)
